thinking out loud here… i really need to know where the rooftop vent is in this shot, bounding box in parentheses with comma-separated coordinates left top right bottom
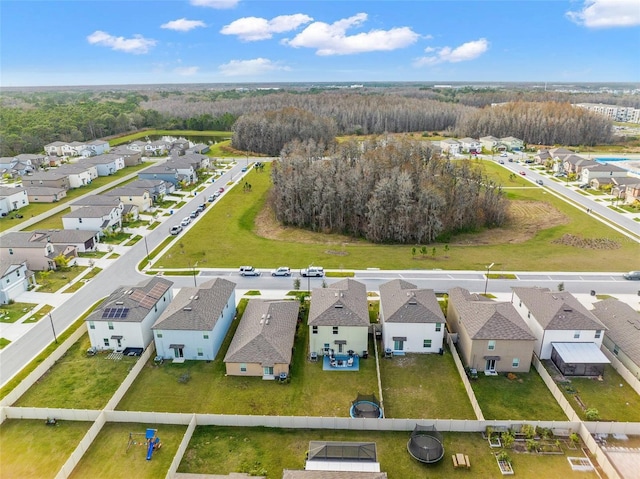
(563, 307, 573, 312)
(183, 307, 192, 311)
(116, 301, 124, 305)
(408, 299, 417, 305)
(335, 304, 343, 309)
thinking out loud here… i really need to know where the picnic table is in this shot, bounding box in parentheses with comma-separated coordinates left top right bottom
(452, 453, 471, 468)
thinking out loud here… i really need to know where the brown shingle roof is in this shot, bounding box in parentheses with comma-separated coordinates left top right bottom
(308, 278, 369, 327)
(592, 298, 640, 366)
(379, 279, 444, 324)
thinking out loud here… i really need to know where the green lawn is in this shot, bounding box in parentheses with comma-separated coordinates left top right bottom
(471, 369, 568, 421)
(558, 364, 640, 422)
(14, 333, 139, 409)
(178, 427, 599, 479)
(68, 422, 186, 479)
(0, 302, 38, 323)
(0, 419, 92, 479)
(0, 337, 11, 349)
(23, 304, 54, 323)
(379, 350, 475, 419)
(118, 301, 378, 416)
(153, 161, 640, 272)
(35, 266, 88, 293)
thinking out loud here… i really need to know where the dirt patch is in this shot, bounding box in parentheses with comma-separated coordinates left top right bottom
(451, 201, 569, 245)
(552, 234, 621, 250)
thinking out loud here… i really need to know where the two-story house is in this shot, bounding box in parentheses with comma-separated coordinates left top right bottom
(102, 187, 152, 212)
(22, 171, 70, 190)
(0, 260, 35, 304)
(79, 153, 125, 176)
(0, 187, 29, 215)
(57, 164, 98, 188)
(62, 206, 122, 234)
(457, 138, 482, 154)
(0, 232, 58, 271)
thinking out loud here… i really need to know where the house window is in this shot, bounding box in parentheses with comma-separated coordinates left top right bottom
(512, 358, 520, 368)
(263, 366, 274, 376)
(613, 345, 619, 356)
(8, 249, 13, 255)
(156, 332, 162, 338)
(16, 270, 20, 277)
(197, 348, 203, 357)
(488, 340, 496, 351)
(154, 305, 157, 312)
(332, 326, 339, 335)
(203, 333, 209, 339)
(240, 363, 247, 372)
(527, 311, 531, 318)
(108, 322, 114, 330)
(424, 339, 432, 348)
(312, 326, 318, 334)
(89, 321, 95, 330)
(103, 338, 110, 347)
(79, 218, 82, 223)
(595, 330, 602, 339)
(573, 331, 581, 339)
(435, 323, 442, 332)
(6, 279, 9, 284)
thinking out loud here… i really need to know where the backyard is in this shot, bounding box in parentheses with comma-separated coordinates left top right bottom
(177, 426, 600, 479)
(378, 348, 476, 419)
(471, 368, 568, 421)
(14, 333, 139, 410)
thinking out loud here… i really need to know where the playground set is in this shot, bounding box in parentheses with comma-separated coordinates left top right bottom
(127, 428, 162, 460)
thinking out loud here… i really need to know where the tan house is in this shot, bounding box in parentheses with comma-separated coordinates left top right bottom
(447, 287, 535, 373)
(22, 170, 70, 190)
(102, 186, 152, 212)
(224, 299, 299, 379)
(0, 232, 58, 270)
(25, 186, 67, 203)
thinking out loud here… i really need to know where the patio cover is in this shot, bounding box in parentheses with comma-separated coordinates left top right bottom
(551, 342, 610, 364)
(169, 344, 185, 349)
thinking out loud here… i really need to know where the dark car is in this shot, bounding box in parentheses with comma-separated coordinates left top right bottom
(623, 271, 640, 280)
(536, 179, 543, 185)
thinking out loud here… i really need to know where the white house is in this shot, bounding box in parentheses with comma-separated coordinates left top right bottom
(86, 277, 174, 352)
(439, 139, 461, 155)
(79, 153, 125, 176)
(379, 279, 445, 354)
(458, 138, 482, 154)
(511, 287, 609, 376)
(57, 164, 97, 188)
(44, 141, 67, 156)
(580, 163, 628, 184)
(153, 278, 236, 362)
(308, 278, 369, 357)
(62, 206, 122, 234)
(479, 136, 501, 151)
(0, 260, 35, 304)
(0, 187, 29, 215)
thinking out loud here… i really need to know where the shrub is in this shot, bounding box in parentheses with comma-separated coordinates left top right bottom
(585, 408, 600, 421)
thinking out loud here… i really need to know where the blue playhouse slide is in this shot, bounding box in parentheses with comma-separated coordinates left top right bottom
(145, 428, 160, 460)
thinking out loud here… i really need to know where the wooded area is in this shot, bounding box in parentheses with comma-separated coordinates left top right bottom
(270, 138, 508, 244)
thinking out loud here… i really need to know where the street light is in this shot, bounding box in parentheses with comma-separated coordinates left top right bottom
(307, 264, 313, 296)
(192, 261, 198, 288)
(484, 263, 495, 296)
(48, 312, 58, 344)
(143, 235, 150, 263)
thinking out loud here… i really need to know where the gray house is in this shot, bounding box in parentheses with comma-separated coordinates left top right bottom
(137, 164, 180, 186)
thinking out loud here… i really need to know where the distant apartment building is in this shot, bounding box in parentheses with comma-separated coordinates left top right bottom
(574, 103, 640, 124)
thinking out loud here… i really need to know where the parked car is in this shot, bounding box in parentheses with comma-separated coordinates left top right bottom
(190, 210, 199, 219)
(519, 171, 526, 176)
(239, 266, 261, 276)
(181, 217, 191, 227)
(271, 266, 291, 277)
(208, 195, 216, 202)
(498, 159, 505, 164)
(500, 152, 508, 157)
(553, 172, 567, 177)
(623, 271, 640, 280)
(508, 158, 513, 162)
(536, 179, 544, 185)
(301, 266, 324, 277)
(218, 187, 225, 194)
(241, 167, 248, 172)
(197, 203, 206, 212)
(579, 183, 590, 189)
(170, 225, 183, 235)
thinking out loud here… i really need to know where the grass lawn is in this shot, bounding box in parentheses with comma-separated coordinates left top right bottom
(14, 333, 139, 409)
(118, 303, 378, 416)
(35, 266, 87, 293)
(0, 419, 92, 479)
(379, 350, 475, 419)
(0, 302, 38, 323)
(557, 364, 640, 422)
(153, 161, 640, 272)
(23, 304, 54, 323)
(0, 337, 11, 348)
(471, 369, 567, 421)
(68, 422, 186, 479)
(178, 426, 599, 479)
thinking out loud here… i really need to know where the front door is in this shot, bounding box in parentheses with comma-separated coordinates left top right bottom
(394, 340, 404, 351)
(485, 359, 496, 372)
(263, 366, 273, 377)
(174, 347, 184, 358)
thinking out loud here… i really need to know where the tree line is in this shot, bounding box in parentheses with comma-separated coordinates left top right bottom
(270, 138, 508, 244)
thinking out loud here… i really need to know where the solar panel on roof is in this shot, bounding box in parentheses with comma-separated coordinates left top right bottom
(129, 289, 146, 302)
(102, 307, 129, 319)
(147, 282, 168, 299)
(139, 295, 157, 309)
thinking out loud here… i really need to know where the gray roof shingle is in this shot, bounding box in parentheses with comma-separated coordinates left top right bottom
(379, 279, 444, 324)
(308, 278, 369, 327)
(224, 299, 299, 365)
(152, 278, 235, 331)
(592, 298, 640, 366)
(449, 287, 535, 340)
(512, 287, 606, 331)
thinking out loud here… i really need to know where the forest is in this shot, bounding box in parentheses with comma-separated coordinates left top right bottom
(270, 138, 508, 244)
(0, 83, 632, 157)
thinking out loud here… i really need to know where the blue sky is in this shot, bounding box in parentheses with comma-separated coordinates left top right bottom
(1, 0, 639, 87)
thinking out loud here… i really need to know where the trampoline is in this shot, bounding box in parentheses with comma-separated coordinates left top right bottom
(350, 393, 383, 418)
(407, 424, 444, 463)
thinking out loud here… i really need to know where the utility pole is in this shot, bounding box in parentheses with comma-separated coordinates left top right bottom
(484, 263, 495, 296)
(49, 312, 58, 344)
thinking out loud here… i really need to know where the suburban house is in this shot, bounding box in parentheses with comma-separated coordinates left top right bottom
(511, 287, 609, 376)
(581, 163, 628, 184)
(164, 159, 198, 184)
(71, 195, 123, 212)
(0, 260, 35, 304)
(79, 153, 125, 176)
(447, 287, 535, 373)
(15, 153, 48, 169)
(592, 298, 640, 379)
(458, 138, 482, 154)
(533, 149, 552, 165)
(102, 187, 152, 212)
(153, 278, 236, 362)
(62, 205, 122, 234)
(308, 278, 369, 358)
(500, 136, 524, 151)
(186, 143, 210, 155)
(22, 170, 70, 190)
(83, 139, 110, 156)
(0, 157, 35, 177)
(610, 176, 640, 201)
(86, 277, 174, 352)
(0, 187, 29, 215)
(379, 279, 445, 354)
(125, 179, 171, 201)
(479, 136, 501, 151)
(25, 186, 67, 203)
(110, 145, 143, 166)
(57, 164, 98, 188)
(224, 299, 299, 379)
(137, 164, 180, 186)
(0, 232, 58, 270)
(562, 155, 597, 175)
(32, 229, 100, 253)
(43, 141, 67, 156)
(181, 153, 211, 170)
(439, 139, 461, 155)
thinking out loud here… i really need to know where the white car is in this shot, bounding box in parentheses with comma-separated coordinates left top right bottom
(180, 217, 191, 227)
(271, 266, 291, 277)
(239, 266, 261, 276)
(170, 225, 183, 235)
(301, 266, 324, 277)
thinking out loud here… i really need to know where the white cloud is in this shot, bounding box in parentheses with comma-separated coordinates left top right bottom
(190, 0, 239, 8)
(218, 58, 290, 76)
(414, 38, 489, 67)
(87, 31, 156, 54)
(220, 14, 313, 41)
(174, 66, 200, 76)
(566, 0, 640, 28)
(161, 18, 206, 32)
(282, 13, 419, 55)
